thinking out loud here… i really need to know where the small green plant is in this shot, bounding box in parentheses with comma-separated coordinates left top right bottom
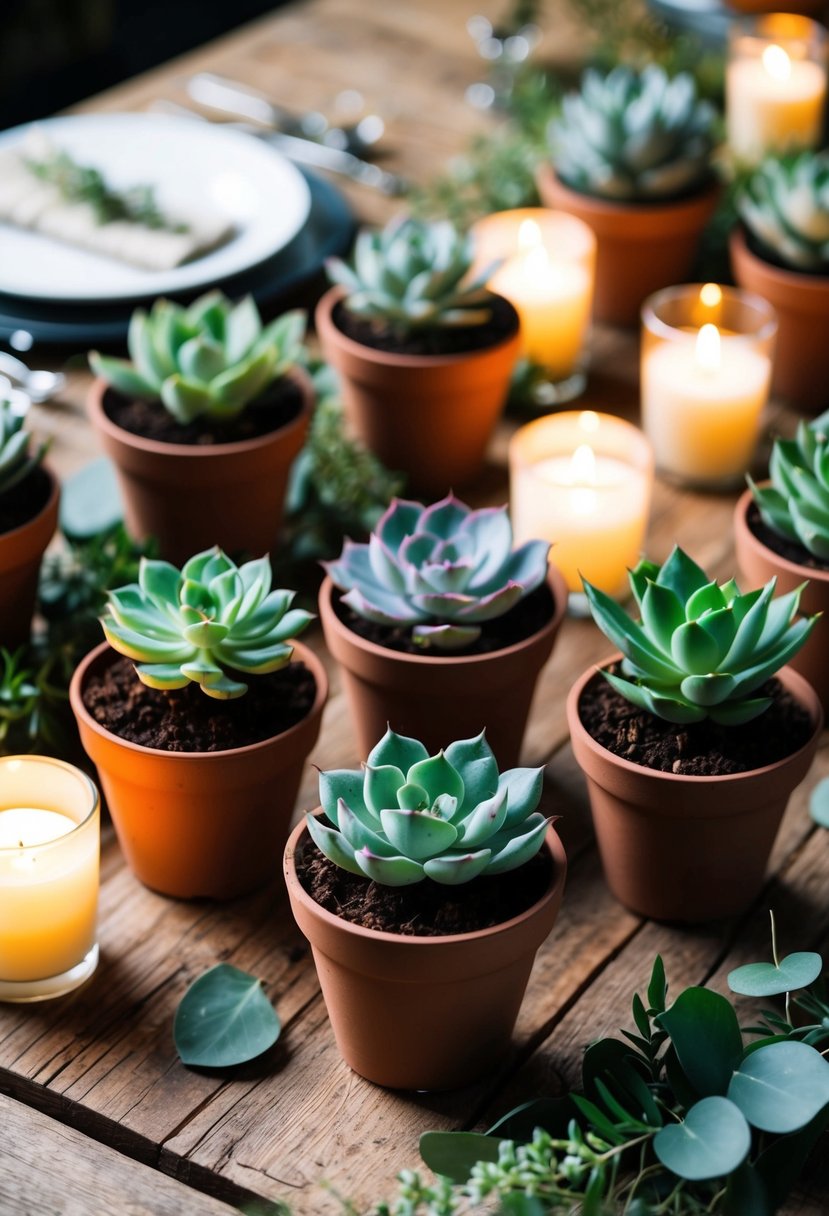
(0, 647, 69, 756)
(738, 151, 829, 272)
(100, 546, 312, 699)
(89, 292, 306, 424)
(749, 411, 829, 561)
(0, 400, 48, 497)
(307, 727, 548, 886)
(583, 545, 817, 724)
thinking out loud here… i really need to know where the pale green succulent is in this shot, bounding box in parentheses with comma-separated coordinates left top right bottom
(101, 546, 312, 699)
(584, 546, 817, 725)
(307, 728, 549, 887)
(89, 292, 306, 424)
(550, 65, 716, 201)
(0, 400, 48, 497)
(326, 216, 496, 337)
(749, 411, 829, 559)
(738, 151, 829, 271)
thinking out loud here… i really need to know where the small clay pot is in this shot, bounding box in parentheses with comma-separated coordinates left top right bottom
(318, 568, 567, 768)
(731, 228, 829, 413)
(567, 657, 822, 922)
(315, 287, 520, 497)
(734, 487, 829, 712)
(536, 165, 720, 328)
(284, 815, 567, 1090)
(87, 369, 314, 564)
(0, 466, 59, 649)
(69, 640, 328, 900)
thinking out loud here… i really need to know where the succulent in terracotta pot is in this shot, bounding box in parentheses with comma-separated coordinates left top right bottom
(318, 493, 566, 765)
(69, 545, 327, 899)
(316, 216, 520, 496)
(284, 727, 567, 1089)
(87, 291, 314, 562)
(567, 545, 822, 922)
(731, 151, 829, 411)
(537, 65, 720, 325)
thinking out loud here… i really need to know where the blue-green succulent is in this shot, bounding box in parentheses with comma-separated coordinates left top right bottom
(749, 411, 829, 559)
(0, 400, 48, 496)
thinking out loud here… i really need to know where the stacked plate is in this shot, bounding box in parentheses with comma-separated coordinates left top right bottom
(0, 113, 355, 347)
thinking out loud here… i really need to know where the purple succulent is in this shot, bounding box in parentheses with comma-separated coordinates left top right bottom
(324, 494, 550, 651)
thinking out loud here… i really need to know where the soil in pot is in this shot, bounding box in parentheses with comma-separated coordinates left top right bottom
(745, 500, 829, 573)
(0, 466, 51, 534)
(331, 295, 518, 358)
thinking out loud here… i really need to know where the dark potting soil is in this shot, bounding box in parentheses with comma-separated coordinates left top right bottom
(0, 466, 50, 534)
(578, 666, 813, 776)
(297, 833, 552, 936)
(746, 501, 829, 574)
(103, 378, 303, 447)
(332, 294, 519, 358)
(334, 580, 555, 657)
(82, 654, 316, 751)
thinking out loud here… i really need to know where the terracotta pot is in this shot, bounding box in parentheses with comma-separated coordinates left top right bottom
(69, 640, 327, 900)
(87, 369, 313, 564)
(726, 0, 824, 13)
(735, 487, 829, 711)
(284, 816, 566, 1089)
(318, 567, 567, 768)
(567, 657, 822, 922)
(536, 165, 720, 327)
(0, 466, 59, 649)
(315, 287, 520, 497)
(731, 228, 829, 413)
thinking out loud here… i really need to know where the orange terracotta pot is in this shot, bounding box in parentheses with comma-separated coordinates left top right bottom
(284, 815, 567, 1090)
(735, 487, 829, 711)
(730, 228, 829, 413)
(536, 165, 720, 327)
(567, 657, 822, 922)
(726, 0, 825, 13)
(87, 369, 313, 564)
(318, 567, 567, 768)
(69, 641, 328, 900)
(0, 466, 59, 649)
(315, 287, 520, 497)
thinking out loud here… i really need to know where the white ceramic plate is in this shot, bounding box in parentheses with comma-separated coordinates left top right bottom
(0, 113, 312, 303)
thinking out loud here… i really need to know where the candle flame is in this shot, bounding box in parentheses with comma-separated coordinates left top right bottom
(696, 323, 721, 371)
(579, 410, 601, 434)
(762, 44, 792, 81)
(518, 219, 549, 274)
(518, 219, 542, 250)
(700, 282, 722, 308)
(570, 443, 597, 485)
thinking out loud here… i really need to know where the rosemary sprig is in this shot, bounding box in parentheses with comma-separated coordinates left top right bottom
(26, 148, 188, 232)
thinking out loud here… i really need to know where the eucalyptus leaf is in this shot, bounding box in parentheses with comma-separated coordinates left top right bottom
(657, 987, 743, 1096)
(728, 1041, 829, 1133)
(810, 777, 829, 828)
(654, 1097, 751, 1181)
(60, 457, 123, 541)
(174, 964, 280, 1068)
(727, 952, 823, 997)
(419, 1131, 501, 1183)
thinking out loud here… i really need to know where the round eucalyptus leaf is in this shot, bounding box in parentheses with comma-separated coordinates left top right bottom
(59, 457, 123, 540)
(420, 1132, 501, 1184)
(727, 953, 823, 998)
(727, 1041, 829, 1133)
(654, 1096, 751, 1181)
(810, 777, 829, 828)
(174, 963, 280, 1068)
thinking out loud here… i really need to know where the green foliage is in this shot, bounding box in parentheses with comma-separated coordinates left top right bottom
(174, 964, 281, 1068)
(749, 411, 829, 560)
(0, 647, 70, 756)
(738, 151, 829, 272)
(0, 400, 48, 498)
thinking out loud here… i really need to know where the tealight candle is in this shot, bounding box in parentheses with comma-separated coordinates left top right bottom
(726, 14, 828, 163)
(510, 410, 654, 602)
(0, 756, 100, 1002)
(641, 284, 777, 488)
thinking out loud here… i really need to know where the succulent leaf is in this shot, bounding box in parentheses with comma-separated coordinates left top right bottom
(756, 419, 829, 558)
(738, 151, 829, 272)
(0, 399, 48, 498)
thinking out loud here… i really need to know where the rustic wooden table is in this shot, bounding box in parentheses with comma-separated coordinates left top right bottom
(2, 2, 828, 1213)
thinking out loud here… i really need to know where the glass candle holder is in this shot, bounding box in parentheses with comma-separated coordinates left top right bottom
(726, 13, 828, 164)
(640, 284, 777, 490)
(0, 756, 100, 1002)
(509, 410, 654, 611)
(472, 208, 596, 406)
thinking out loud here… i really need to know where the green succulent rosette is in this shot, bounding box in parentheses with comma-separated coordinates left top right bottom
(738, 151, 829, 272)
(749, 412, 829, 561)
(0, 399, 48, 497)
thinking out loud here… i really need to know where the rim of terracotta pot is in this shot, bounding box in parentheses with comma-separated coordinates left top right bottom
(69, 637, 329, 763)
(536, 163, 720, 235)
(735, 486, 829, 589)
(0, 463, 60, 548)
(315, 285, 521, 372)
(284, 813, 567, 949)
(567, 652, 823, 797)
(730, 227, 829, 307)
(318, 564, 568, 672)
(87, 364, 314, 461)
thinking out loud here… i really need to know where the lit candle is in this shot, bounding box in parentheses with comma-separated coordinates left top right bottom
(510, 410, 654, 600)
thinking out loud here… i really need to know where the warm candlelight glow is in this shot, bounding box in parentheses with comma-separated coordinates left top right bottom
(518, 218, 542, 250)
(696, 323, 721, 372)
(570, 443, 596, 484)
(763, 44, 792, 81)
(579, 409, 601, 435)
(700, 282, 722, 309)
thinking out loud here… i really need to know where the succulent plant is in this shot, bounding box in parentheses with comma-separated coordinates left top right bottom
(749, 411, 829, 559)
(549, 64, 716, 201)
(101, 546, 313, 699)
(326, 216, 496, 337)
(0, 400, 48, 497)
(583, 546, 817, 725)
(738, 151, 829, 272)
(324, 494, 550, 651)
(89, 292, 306, 424)
(306, 727, 549, 886)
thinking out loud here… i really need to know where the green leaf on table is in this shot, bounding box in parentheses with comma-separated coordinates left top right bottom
(419, 1132, 501, 1183)
(657, 987, 743, 1096)
(728, 1040, 829, 1133)
(59, 457, 123, 541)
(486, 1096, 573, 1141)
(647, 954, 668, 1013)
(728, 952, 823, 997)
(810, 777, 829, 827)
(654, 1096, 751, 1181)
(174, 963, 280, 1068)
(722, 1161, 773, 1216)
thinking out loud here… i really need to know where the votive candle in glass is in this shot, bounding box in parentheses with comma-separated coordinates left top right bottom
(0, 756, 100, 1002)
(640, 284, 777, 489)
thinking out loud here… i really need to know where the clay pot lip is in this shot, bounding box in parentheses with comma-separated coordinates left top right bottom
(69, 638, 329, 762)
(567, 651, 824, 788)
(536, 162, 720, 222)
(87, 365, 314, 460)
(318, 564, 568, 670)
(0, 463, 60, 545)
(730, 227, 829, 300)
(735, 486, 829, 588)
(315, 285, 521, 372)
(284, 813, 567, 948)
